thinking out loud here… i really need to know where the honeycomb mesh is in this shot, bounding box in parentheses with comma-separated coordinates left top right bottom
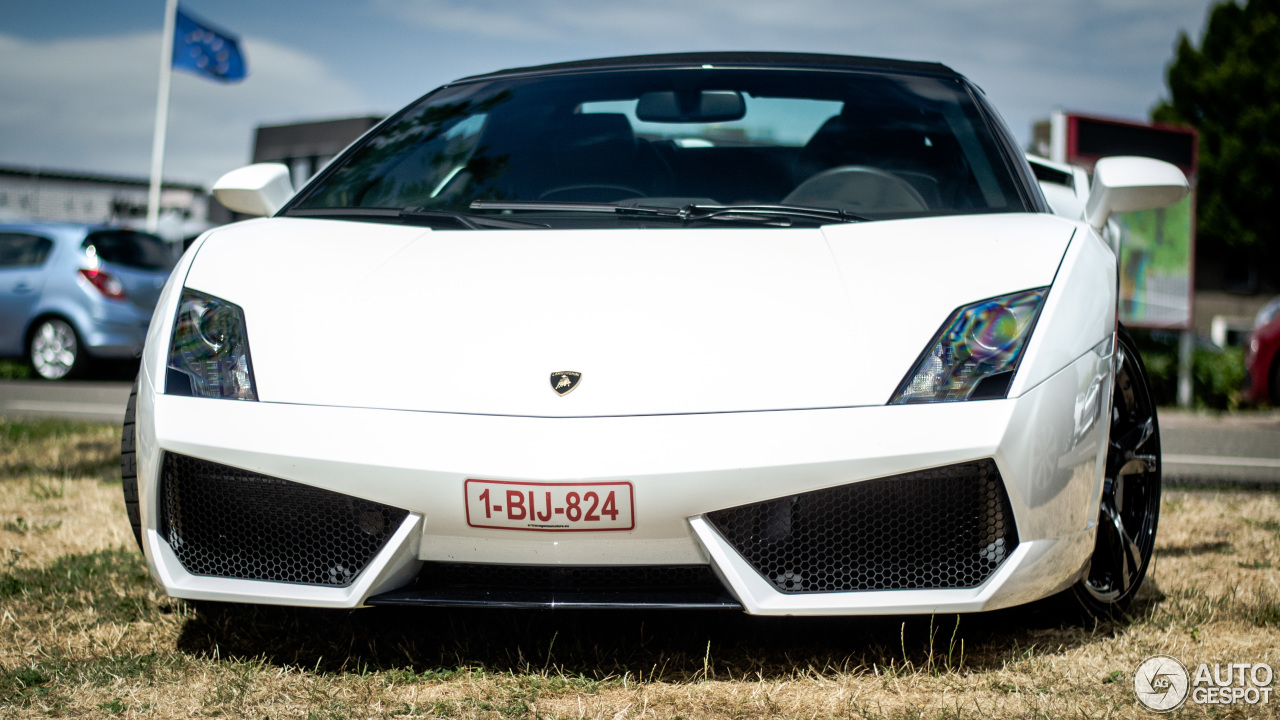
(706, 460, 1017, 593)
(416, 563, 723, 591)
(159, 453, 410, 587)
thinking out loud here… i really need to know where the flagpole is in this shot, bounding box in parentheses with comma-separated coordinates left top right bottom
(146, 0, 178, 234)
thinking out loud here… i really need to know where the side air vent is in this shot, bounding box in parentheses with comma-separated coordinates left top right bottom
(706, 459, 1017, 593)
(159, 453, 409, 586)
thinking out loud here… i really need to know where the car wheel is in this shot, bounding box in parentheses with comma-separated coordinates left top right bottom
(1072, 325, 1161, 616)
(121, 375, 144, 551)
(28, 318, 84, 380)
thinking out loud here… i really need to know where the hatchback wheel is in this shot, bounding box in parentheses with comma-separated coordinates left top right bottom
(29, 318, 83, 380)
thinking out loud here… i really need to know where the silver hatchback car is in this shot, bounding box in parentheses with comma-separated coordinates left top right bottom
(0, 222, 173, 379)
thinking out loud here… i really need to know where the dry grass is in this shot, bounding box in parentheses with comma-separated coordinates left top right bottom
(2, 418, 1278, 719)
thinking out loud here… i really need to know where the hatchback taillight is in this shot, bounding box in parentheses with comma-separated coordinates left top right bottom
(79, 269, 126, 300)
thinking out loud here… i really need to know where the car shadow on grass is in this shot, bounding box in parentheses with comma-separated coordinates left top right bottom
(174, 589, 1154, 681)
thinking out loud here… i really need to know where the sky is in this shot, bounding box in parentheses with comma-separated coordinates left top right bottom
(0, 0, 1219, 188)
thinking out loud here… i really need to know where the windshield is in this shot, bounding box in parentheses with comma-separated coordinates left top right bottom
(290, 67, 1030, 227)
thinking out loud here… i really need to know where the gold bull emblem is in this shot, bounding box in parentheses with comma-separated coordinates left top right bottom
(550, 371, 581, 396)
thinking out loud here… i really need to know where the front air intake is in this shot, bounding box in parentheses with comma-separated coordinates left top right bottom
(706, 459, 1017, 593)
(159, 453, 409, 586)
(366, 563, 740, 609)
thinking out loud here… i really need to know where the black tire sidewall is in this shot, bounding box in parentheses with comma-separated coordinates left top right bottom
(121, 375, 144, 551)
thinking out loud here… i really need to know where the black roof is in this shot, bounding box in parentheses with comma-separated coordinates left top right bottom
(457, 52, 958, 83)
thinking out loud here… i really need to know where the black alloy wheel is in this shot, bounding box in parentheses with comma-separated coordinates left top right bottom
(1074, 325, 1161, 615)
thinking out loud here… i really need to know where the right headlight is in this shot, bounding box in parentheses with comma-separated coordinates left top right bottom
(165, 288, 257, 400)
(890, 288, 1047, 404)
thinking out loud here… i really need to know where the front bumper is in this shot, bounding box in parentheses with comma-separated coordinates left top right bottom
(134, 345, 1112, 615)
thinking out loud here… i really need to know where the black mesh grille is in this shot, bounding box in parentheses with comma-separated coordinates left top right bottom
(706, 459, 1017, 593)
(415, 563, 723, 591)
(159, 453, 410, 586)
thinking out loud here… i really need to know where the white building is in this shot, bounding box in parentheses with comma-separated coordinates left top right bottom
(0, 164, 210, 241)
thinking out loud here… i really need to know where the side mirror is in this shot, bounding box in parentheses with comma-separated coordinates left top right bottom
(1084, 156, 1188, 232)
(212, 163, 295, 217)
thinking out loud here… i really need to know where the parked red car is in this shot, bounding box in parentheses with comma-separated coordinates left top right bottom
(1244, 296, 1280, 404)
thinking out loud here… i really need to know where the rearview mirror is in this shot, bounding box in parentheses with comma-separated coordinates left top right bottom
(212, 163, 295, 217)
(635, 90, 746, 123)
(1084, 156, 1189, 233)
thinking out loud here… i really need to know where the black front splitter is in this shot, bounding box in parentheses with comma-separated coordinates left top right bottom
(364, 586, 742, 610)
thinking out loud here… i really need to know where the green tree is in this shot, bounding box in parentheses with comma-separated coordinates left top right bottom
(1152, 0, 1279, 263)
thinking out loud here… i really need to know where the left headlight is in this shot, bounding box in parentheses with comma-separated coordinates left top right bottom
(890, 288, 1046, 404)
(165, 288, 257, 400)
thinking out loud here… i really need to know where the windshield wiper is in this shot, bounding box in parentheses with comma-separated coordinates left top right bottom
(468, 200, 867, 225)
(284, 207, 549, 229)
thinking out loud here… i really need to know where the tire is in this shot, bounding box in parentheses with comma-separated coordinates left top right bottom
(121, 375, 144, 551)
(1071, 325, 1161, 616)
(28, 317, 85, 380)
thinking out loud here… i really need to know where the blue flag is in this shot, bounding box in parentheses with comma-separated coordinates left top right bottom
(172, 6, 247, 83)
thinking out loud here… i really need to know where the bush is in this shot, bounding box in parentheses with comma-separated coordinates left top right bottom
(1129, 330, 1245, 410)
(0, 359, 30, 380)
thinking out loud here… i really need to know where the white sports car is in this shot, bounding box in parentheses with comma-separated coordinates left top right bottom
(122, 53, 1188, 617)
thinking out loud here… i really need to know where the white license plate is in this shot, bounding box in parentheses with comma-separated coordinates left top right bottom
(464, 480, 635, 532)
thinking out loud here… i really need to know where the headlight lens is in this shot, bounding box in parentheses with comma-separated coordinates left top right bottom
(165, 289, 257, 400)
(890, 288, 1046, 404)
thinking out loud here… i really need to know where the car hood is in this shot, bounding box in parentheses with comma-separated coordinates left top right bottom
(183, 214, 1073, 416)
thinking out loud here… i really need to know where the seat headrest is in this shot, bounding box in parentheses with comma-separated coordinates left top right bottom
(557, 113, 637, 153)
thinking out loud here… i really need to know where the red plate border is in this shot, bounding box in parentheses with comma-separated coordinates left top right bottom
(464, 479, 636, 532)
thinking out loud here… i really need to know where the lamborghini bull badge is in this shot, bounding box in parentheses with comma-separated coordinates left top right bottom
(551, 371, 582, 396)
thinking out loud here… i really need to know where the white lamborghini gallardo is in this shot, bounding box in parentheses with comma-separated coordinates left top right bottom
(122, 52, 1188, 617)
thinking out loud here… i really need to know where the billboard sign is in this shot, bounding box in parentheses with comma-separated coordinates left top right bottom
(1051, 112, 1198, 330)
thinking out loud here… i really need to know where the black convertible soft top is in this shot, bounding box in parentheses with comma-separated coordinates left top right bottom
(456, 52, 958, 83)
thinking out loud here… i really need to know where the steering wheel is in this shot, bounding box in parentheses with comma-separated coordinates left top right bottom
(783, 166, 927, 213)
(538, 184, 647, 202)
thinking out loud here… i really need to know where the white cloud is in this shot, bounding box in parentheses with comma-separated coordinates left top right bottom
(0, 32, 373, 187)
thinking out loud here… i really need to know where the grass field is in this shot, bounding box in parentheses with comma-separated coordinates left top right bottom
(1, 419, 1278, 719)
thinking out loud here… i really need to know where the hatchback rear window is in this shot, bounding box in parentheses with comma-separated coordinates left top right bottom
(84, 230, 171, 271)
